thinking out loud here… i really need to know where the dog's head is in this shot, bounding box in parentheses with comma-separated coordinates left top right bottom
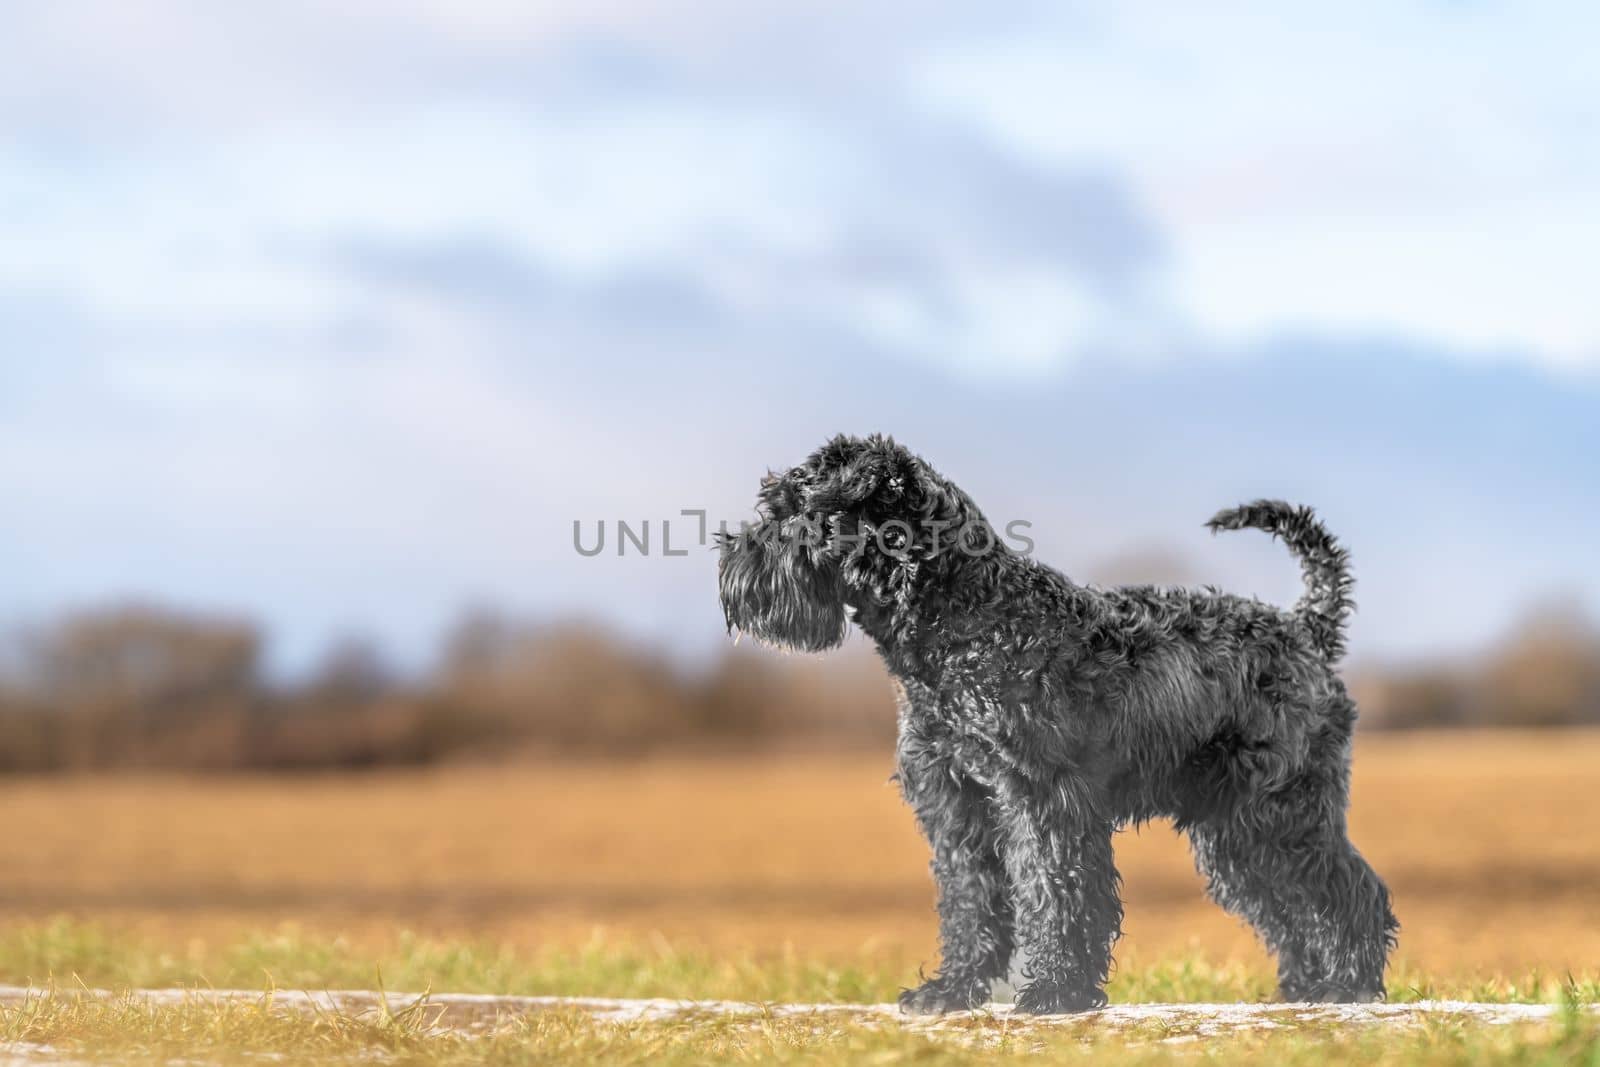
(717, 434, 988, 652)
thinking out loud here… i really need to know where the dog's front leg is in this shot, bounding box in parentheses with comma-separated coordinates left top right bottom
(895, 722, 1013, 1014)
(994, 772, 1121, 1014)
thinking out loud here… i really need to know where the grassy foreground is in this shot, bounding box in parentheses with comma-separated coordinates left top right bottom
(5, 919, 1597, 1005)
(0, 921, 1596, 1065)
(1, 732, 1595, 1060)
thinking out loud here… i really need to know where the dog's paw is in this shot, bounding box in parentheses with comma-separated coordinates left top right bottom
(897, 976, 990, 1015)
(1012, 980, 1106, 1016)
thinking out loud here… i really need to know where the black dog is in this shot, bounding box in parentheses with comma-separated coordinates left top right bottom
(718, 434, 1397, 1015)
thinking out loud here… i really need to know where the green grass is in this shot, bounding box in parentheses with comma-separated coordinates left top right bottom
(0, 920, 1596, 1065)
(7, 919, 1597, 1005)
(0, 919, 908, 1003)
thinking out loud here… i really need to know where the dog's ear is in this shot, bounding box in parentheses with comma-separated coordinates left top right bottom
(804, 434, 918, 514)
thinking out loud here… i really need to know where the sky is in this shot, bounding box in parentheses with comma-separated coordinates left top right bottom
(1, 3, 1597, 676)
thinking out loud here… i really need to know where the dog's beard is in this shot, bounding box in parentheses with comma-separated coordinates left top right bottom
(717, 527, 847, 653)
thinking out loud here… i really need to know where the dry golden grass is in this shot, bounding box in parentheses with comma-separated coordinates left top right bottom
(1, 729, 1596, 984)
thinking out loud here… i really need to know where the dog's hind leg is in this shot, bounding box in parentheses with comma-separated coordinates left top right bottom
(994, 772, 1121, 1014)
(1188, 818, 1312, 996)
(1188, 779, 1397, 1003)
(895, 723, 1014, 1014)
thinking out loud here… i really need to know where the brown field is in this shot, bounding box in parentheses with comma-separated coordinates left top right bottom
(2, 729, 1597, 983)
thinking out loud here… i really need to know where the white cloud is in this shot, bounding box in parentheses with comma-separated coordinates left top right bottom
(2, 79, 1160, 380)
(911, 3, 1600, 370)
(15, 2, 1597, 373)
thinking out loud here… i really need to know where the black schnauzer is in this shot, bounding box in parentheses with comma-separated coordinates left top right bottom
(718, 434, 1397, 1015)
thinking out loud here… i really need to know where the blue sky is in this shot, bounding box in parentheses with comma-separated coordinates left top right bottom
(2, 3, 1597, 675)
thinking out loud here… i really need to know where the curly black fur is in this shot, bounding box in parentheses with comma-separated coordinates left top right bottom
(718, 434, 1398, 1015)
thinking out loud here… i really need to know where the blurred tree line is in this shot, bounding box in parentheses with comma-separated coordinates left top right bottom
(0, 605, 896, 771)
(1348, 602, 1600, 730)
(0, 601, 1596, 772)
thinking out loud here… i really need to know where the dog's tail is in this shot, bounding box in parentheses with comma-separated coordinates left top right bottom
(1207, 499, 1354, 663)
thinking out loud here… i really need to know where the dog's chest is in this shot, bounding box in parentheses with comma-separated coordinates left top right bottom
(897, 677, 1018, 785)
